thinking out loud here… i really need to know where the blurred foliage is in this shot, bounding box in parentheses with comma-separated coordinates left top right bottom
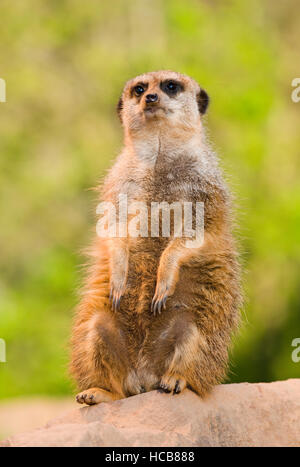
(0, 0, 299, 399)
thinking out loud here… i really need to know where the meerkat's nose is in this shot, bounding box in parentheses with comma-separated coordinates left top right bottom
(145, 93, 158, 104)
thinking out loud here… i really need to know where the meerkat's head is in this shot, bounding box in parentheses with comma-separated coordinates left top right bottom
(117, 71, 209, 135)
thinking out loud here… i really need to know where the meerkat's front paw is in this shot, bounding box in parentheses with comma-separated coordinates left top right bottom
(109, 245, 128, 312)
(151, 281, 170, 315)
(158, 374, 187, 395)
(109, 271, 127, 312)
(151, 273, 177, 315)
(109, 282, 126, 312)
(151, 262, 179, 315)
(76, 387, 117, 405)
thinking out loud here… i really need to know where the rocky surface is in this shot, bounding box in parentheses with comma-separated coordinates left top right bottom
(1, 379, 299, 447)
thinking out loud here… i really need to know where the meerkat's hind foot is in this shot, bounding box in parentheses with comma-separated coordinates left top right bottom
(76, 387, 121, 405)
(158, 374, 187, 395)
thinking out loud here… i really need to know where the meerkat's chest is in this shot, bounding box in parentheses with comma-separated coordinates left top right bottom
(148, 161, 205, 204)
(118, 154, 209, 206)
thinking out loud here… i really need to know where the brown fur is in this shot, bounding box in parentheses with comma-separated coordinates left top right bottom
(70, 71, 241, 404)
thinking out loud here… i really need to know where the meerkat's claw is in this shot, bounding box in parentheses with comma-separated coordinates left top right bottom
(159, 382, 172, 393)
(151, 286, 169, 315)
(76, 391, 93, 405)
(159, 374, 187, 395)
(76, 387, 119, 405)
(174, 380, 181, 394)
(109, 286, 123, 312)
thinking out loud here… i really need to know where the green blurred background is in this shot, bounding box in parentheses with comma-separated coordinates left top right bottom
(0, 0, 299, 400)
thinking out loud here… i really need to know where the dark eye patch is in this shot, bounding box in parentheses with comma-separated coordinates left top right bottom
(160, 80, 183, 97)
(131, 82, 148, 97)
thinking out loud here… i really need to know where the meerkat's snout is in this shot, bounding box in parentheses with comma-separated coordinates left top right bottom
(145, 93, 158, 104)
(144, 92, 161, 115)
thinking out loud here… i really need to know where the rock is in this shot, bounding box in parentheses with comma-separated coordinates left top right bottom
(1, 380, 300, 447)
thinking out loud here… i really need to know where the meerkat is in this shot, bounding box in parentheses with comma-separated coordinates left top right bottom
(70, 70, 241, 405)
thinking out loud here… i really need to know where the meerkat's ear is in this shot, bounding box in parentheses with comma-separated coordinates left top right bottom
(197, 88, 209, 115)
(117, 97, 123, 122)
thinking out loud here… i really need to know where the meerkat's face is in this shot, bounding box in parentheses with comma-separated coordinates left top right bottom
(117, 71, 209, 132)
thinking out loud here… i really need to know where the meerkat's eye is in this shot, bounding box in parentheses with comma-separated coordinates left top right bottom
(161, 80, 183, 96)
(167, 81, 177, 92)
(133, 85, 145, 97)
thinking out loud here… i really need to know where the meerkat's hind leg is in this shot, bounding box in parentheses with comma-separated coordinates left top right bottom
(150, 314, 201, 396)
(76, 387, 122, 405)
